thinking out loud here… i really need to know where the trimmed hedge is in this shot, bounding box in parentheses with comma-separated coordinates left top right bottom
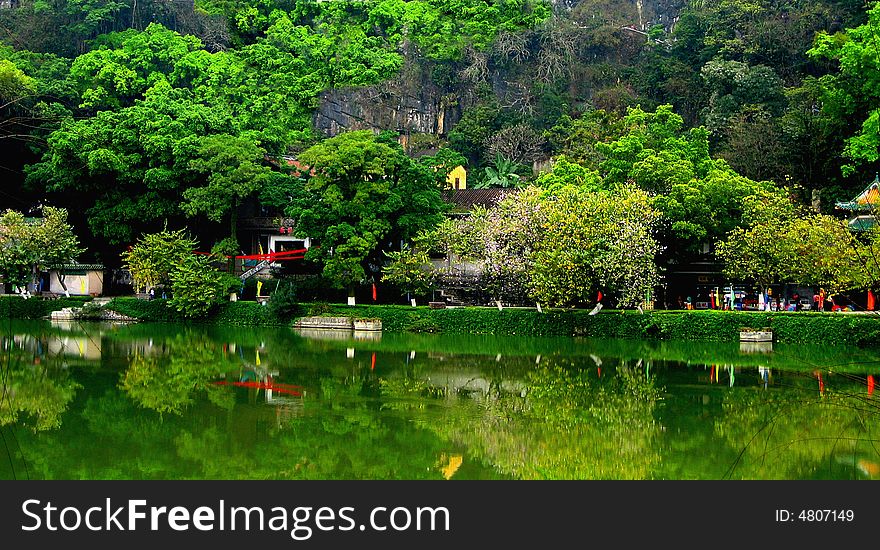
(0, 295, 93, 319)
(8, 295, 880, 346)
(105, 297, 285, 326)
(311, 305, 880, 346)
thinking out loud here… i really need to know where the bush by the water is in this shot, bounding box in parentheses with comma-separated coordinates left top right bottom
(268, 281, 301, 321)
(106, 297, 284, 326)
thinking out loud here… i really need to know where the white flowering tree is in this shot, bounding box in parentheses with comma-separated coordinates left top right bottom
(474, 188, 544, 307)
(435, 188, 544, 308)
(429, 185, 660, 309)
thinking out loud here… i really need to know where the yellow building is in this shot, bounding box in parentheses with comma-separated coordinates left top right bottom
(445, 165, 467, 190)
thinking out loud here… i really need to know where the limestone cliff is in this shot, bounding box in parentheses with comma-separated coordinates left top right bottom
(312, 0, 686, 139)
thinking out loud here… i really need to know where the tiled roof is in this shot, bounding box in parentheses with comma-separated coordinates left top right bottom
(442, 189, 518, 212)
(49, 263, 105, 271)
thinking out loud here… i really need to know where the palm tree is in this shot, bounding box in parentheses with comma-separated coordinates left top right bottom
(475, 154, 524, 188)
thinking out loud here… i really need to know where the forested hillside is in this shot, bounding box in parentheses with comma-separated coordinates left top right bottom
(1, 0, 878, 267)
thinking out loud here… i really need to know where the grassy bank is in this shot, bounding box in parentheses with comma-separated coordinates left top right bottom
(8, 297, 880, 345)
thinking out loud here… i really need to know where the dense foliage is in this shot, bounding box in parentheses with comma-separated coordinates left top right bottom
(121, 227, 199, 293)
(3, 0, 880, 306)
(283, 130, 448, 296)
(0, 206, 82, 292)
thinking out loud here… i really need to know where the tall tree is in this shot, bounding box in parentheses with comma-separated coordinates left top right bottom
(287, 130, 447, 301)
(121, 226, 198, 293)
(809, 3, 880, 182)
(182, 134, 279, 242)
(597, 104, 714, 193)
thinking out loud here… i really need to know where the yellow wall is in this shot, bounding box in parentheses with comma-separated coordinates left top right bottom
(446, 165, 467, 190)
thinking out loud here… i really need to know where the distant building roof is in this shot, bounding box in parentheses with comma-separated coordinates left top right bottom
(264, 155, 316, 177)
(283, 157, 316, 177)
(836, 174, 880, 211)
(49, 263, 105, 271)
(442, 189, 518, 213)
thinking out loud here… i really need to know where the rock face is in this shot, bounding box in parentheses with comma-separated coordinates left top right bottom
(314, 85, 460, 137)
(312, 1, 686, 139)
(629, 0, 687, 30)
(314, 57, 468, 138)
(551, 0, 685, 29)
(49, 307, 138, 322)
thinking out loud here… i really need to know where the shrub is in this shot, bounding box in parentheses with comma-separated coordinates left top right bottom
(303, 306, 880, 345)
(76, 301, 105, 320)
(212, 301, 278, 326)
(105, 297, 178, 322)
(168, 255, 233, 318)
(268, 280, 300, 321)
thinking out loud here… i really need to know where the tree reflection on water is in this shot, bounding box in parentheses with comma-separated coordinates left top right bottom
(1, 320, 879, 479)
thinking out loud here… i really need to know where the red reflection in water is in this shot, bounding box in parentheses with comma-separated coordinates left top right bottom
(213, 381, 303, 397)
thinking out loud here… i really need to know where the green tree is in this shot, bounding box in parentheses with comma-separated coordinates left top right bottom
(381, 247, 437, 305)
(0, 57, 33, 110)
(717, 212, 867, 293)
(653, 164, 794, 259)
(717, 105, 786, 183)
(0, 206, 83, 294)
(543, 110, 623, 169)
(121, 227, 197, 293)
(534, 155, 603, 194)
(287, 130, 446, 301)
(169, 254, 237, 318)
(779, 79, 850, 206)
(809, 4, 880, 179)
(700, 59, 786, 141)
(597, 104, 713, 193)
(25, 21, 396, 245)
(182, 134, 279, 241)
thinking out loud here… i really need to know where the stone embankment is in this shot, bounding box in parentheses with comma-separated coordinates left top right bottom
(49, 306, 139, 322)
(293, 316, 382, 331)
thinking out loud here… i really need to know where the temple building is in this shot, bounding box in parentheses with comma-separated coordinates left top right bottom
(836, 173, 880, 232)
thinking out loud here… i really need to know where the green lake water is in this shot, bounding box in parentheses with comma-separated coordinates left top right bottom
(2, 320, 879, 480)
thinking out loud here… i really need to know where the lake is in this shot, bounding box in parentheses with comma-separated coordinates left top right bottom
(1, 320, 878, 480)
